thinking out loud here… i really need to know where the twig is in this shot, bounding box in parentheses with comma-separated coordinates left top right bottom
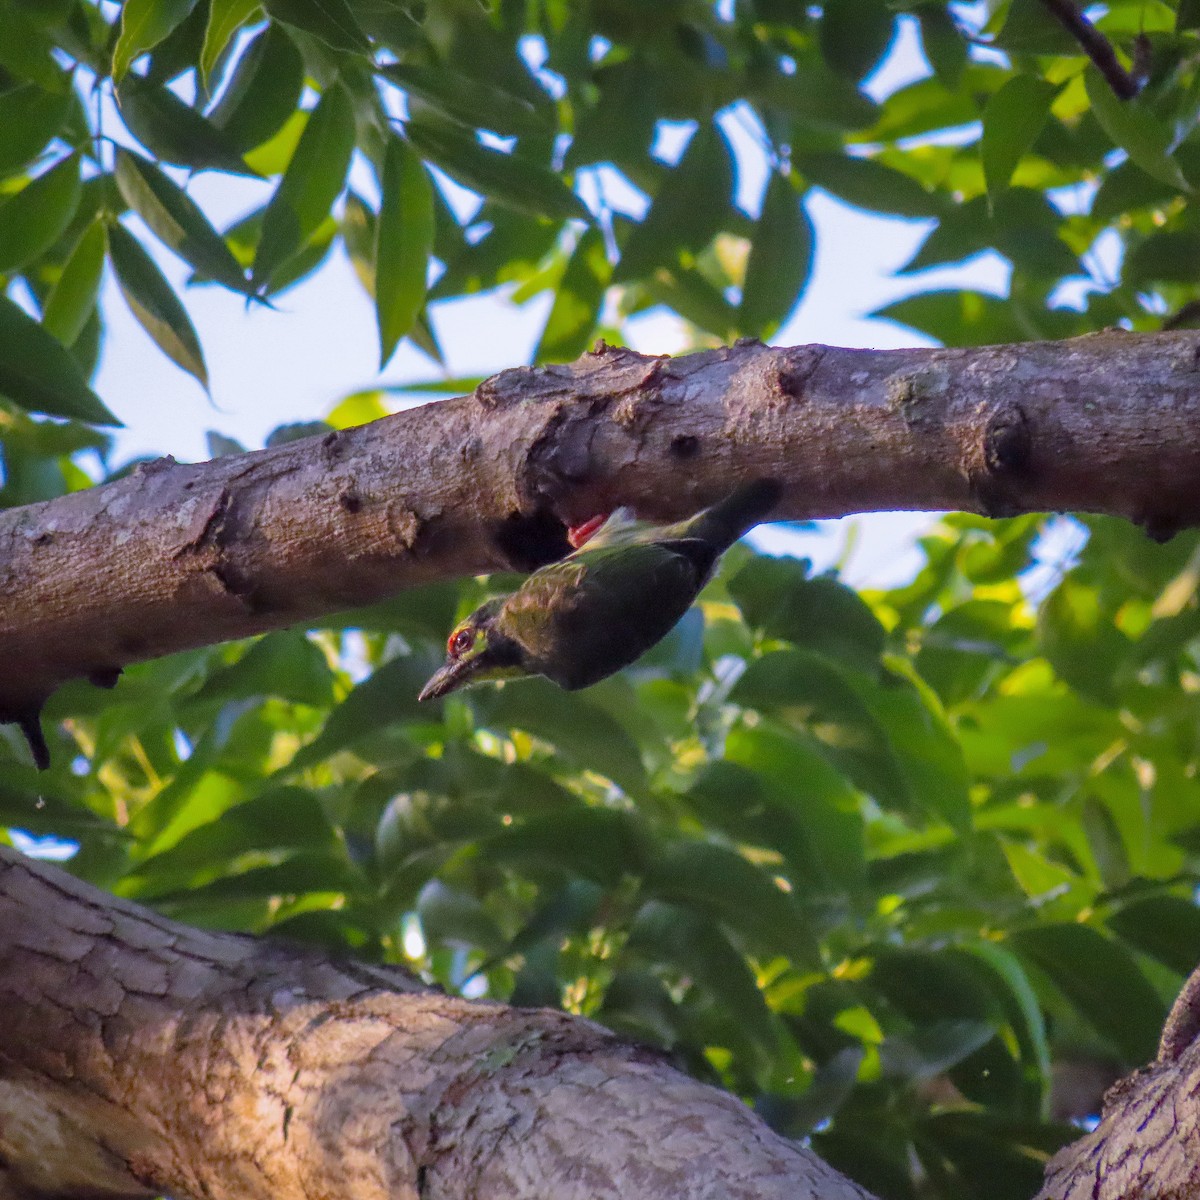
(1038, 0, 1141, 99)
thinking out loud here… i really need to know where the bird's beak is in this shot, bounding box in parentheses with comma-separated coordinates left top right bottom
(418, 657, 479, 703)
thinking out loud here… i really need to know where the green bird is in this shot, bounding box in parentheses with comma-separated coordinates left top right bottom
(418, 478, 782, 702)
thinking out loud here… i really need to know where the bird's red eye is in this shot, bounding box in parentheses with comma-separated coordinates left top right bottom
(448, 628, 474, 657)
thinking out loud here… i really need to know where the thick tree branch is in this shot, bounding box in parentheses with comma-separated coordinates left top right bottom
(0, 845, 875, 1200)
(1038, 0, 1142, 98)
(1039, 1024, 1200, 1197)
(5, 331, 1200, 736)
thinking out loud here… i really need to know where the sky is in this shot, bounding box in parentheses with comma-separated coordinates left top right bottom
(89, 17, 1012, 589)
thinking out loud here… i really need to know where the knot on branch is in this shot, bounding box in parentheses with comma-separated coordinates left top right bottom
(971, 401, 1035, 518)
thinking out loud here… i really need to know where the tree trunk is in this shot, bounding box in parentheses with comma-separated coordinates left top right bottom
(5, 331, 1200, 729)
(0, 844, 876, 1200)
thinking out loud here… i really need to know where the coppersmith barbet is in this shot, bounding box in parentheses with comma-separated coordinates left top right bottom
(418, 478, 782, 702)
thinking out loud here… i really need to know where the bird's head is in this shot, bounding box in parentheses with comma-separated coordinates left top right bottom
(418, 599, 523, 702)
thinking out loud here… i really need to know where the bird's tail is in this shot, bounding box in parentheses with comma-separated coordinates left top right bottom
(681, 477, 783, 550)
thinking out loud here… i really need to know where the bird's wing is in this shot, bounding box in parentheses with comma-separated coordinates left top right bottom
(501, 542, 704, 688)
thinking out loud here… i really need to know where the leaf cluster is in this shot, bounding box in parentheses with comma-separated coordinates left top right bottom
(5, 0, 1200, 426)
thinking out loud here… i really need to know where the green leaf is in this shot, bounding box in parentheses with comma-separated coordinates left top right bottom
(872, 290, 1031, 347)
(292, 652, 434, 767)
(1010, 923, 1165, 1063)
(0, 293, 119, 424)
(646, 840, 819, 965)
(200, 0, 262, 86)
(115, 149, 249, 293)
(958, 942, 1051, 1084)
(1108, 895, 1200, 976)
(1038, 577, 1130, 704)
(1125, 229, 1200, 285)
(628, 900, 779, 1054)
(879, 1019, 997, 1082)
(375, 134, 435, 368)
(614, 122, 733, 283)
(1093, 159, 1178, 221)
(382, 63, 549, 138)
(107, 221, 209, 390)
(1085, 65, 1191, 193)
(474, 678, 646, 795)
(981, 75, 1058, 203)
(729, 557, 885, 673)
(796, 152, 942, 218)
(406, 117, 588, 222)
(253, 82, 355, 291)
(0, 0, 70, 92)
(208, 21, 304, 153)
(819, 0, 895, 80)
(640, 265, 739, 340)
(740, 171, 813, 339)
(194, 630, 335, 706)
(117, 77, 254, 175)
(261, 0, 370, 53)
(919, 6, 968, 89)
(1179, 0, 1200, 31)
(733, 650, 905, 800)
(113, 0, 199, 80)
(0, 152, 80, 273)
(43, 218, 108, 346)
(757, 62, 880, 132)
(417, 879, 506, 954)
(914, 599, 1018, 708)
(994, 0, 1078, 54)
(0, 83, 72, 176)
(722, 726, 867, 888)
(534, 225, 610, 362)
(130, 787, 335, 881)
(483, 807, 648, 886)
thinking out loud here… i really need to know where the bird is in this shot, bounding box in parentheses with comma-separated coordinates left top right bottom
(418, 478, 782, 702)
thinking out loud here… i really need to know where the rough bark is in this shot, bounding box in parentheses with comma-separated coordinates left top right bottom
(0, 844, 875, 1200)
(5, 331, 1200, 726)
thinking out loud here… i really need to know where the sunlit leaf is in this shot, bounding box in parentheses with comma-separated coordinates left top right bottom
(375, 134, 435, 368)
(262, 0, 369, 53)
(208, 20, 304, 153)
(1085, 66, 1191, 193)
(113, 0, 199, 80)
(115, 149, 249, 293)
(108, 221, 209, 389)
(982, 75, 1058, 203)
(382, 63, 550, 137)
(42, 218, 108, 347)
(253, 82, 355, 291)
(406, 117, 589, 222)
(200, 0, 262, 86)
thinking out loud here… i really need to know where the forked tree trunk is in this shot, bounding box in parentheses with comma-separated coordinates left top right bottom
(0, 845, 875, 1200)
(6, 845, 1200, 1200)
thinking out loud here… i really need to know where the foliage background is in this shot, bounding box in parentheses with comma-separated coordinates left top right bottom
(6, 1, 1200, 1197)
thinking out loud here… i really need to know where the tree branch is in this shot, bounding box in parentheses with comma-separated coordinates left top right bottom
(6, 331, 1200, 744)
(1038, 0, 1142, 99)
(0, 845, 876, 1200)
